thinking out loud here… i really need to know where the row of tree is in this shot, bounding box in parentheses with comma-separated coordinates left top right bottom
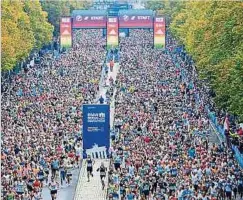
(146, 1, 243, 121)
(2, 1, 53, 71)
(40, 0, 91, 36)
(1, 0, 90, 71)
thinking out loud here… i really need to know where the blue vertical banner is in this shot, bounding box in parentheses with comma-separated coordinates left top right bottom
(83, 104, 110, 158)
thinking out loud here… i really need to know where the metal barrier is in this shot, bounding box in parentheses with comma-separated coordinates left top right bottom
(205, 105, 226, 143)
(232, 145, 243, 168)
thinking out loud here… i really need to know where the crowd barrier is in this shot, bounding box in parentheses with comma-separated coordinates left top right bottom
(232, 145, 243, 168)
(205, 105, 226, 142)
(204, 105, 243, 168)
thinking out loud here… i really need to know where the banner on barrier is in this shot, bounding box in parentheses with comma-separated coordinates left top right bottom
(107, 17, 119, 49)
(60, 17, 72, 48)
(83, 104, 110, 158)
(154, 17, 166, 49)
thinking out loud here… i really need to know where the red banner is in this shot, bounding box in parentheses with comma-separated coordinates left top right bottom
(119, 15, 153, 28)
(154, 17, 166, 48)
(107, 17, 119, 49)
(72, 15, 107, 28)
(60, 17, 72, 48)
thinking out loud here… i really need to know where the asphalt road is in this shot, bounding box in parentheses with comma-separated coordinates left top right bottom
(42, 168, 79, 200)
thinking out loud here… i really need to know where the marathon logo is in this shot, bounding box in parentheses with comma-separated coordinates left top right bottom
(76, 15, 82, 21)
(88, 112, 106, 123)
(123, 15, 129, 21)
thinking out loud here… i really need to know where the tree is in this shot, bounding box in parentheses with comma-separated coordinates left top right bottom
(145, 0, 184, 23)
(1, 0, 54, 71)
(23, 0, 54, 49)
(41, 0, 91, 36)
(145, 0, 165, 11)
(169, 1, 243, 121)
(1, 1, 35, 71)
(146, 1, 243, 120)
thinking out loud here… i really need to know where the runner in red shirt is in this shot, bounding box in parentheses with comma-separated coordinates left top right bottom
(110, 60, 114, 72)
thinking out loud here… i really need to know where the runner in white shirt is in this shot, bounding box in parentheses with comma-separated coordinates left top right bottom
(49, 177, 59, 200)
(65, 161, 73, 186)
(75, 144, 83, 168)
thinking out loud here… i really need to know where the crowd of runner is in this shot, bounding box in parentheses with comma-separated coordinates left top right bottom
(107, 30, 243, 200)
(2, 26, 243, 200)
(1, 29, 106, 200)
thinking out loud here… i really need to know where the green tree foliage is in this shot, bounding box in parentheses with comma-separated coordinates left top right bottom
(145, 0, 165, 11)
(40, 0, 91, 36)
(23, 0, 54, 49)
(146, 1, 243, 120)
(1, 0, 35, 71)
(145, 0, 184, 23)
(1, 0, 53, 71)
(170, 2, 243, 121)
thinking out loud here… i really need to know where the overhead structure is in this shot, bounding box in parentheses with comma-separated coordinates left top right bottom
(72, 10, 107, 28)
(61, 9, 165, 49)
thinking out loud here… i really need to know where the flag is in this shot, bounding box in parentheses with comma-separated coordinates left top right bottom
(224, 115, 230, 131)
